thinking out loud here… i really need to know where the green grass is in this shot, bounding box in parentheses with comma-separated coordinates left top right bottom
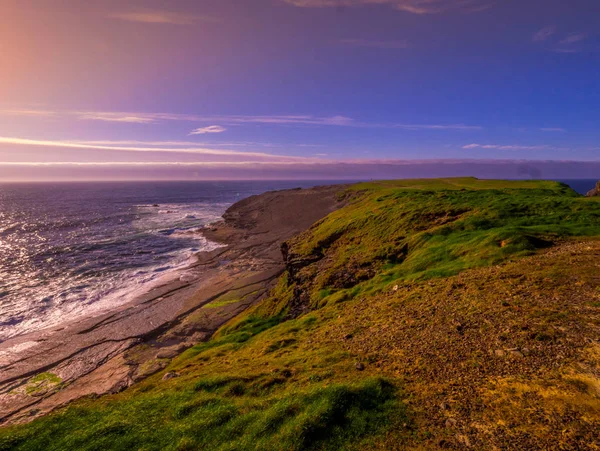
(3, 177, 600, 450)
(285, 178, 600, 307)
(1, 313, 407, 451)
(1, 378, 401, 451)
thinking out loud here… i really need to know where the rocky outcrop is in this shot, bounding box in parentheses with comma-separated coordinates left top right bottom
(586, 181, 600, 197)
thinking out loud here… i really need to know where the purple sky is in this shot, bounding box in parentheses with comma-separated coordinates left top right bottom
(1, 0, 599, 180)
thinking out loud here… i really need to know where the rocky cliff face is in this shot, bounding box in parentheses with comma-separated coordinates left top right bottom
(586, 180, 600, 197)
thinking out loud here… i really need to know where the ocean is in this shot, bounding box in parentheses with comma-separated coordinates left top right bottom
(0, 178, 596, 343)
(0, 181, 328, 342)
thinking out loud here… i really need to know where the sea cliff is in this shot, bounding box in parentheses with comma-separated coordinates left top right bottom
(2, 178, 600, 450)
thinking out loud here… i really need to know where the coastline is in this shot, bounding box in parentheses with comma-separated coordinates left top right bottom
(0, 184, 347, 424)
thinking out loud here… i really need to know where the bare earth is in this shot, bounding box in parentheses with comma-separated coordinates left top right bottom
(0, 184, 346, 425)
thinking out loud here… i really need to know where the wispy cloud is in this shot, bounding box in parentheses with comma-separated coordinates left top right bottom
(189, 126, 227, 135)
(206, 115, 357, 126)
(283, 0, 493, 14)
(78, 112, 158, 124)
(395, 124, 481, 131)
(541, 128, 566, 132)
(63, 140, 325, 149)
(201, 115, 482, 130)
(108, 10, 215, 25)
(0, 109, 58, 117)
(559, 33, 586, 46)
(553, 32, 587, 53)
(0, 109, 482, 131)
(76, 111, 204, 123)
(338, 38, 411, 49)
(0, 137, 306, 160)
(532, 27, 555, 42)
(532, 28, 588, 53)
(463, 143, 558, 151)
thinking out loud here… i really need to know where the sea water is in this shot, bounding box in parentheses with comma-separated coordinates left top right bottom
(0, 181, 324, 341)
(0, 178, 594, 342)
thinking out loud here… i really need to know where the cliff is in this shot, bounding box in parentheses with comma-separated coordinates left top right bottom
(2, 178, 600, 451)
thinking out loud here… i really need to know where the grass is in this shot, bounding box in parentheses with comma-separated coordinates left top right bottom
(0, 313, 408, 451)
(2, 178, 600, 450)
(283, 178, 600, 308)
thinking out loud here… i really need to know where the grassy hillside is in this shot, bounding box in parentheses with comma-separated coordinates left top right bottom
(2, 178, 600, 450)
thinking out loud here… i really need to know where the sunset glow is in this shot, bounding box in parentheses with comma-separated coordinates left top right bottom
(1, 0, 598, 180)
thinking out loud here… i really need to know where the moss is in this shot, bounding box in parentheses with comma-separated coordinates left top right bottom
(24, 372, 62, 396)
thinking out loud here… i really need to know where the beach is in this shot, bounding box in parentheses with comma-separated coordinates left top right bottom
(0, 184, 346, 424)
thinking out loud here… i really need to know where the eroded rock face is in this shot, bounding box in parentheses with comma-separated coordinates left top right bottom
(586, 181, 600, 197)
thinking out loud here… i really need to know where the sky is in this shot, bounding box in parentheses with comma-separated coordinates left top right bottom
(0, 0, 599, 181)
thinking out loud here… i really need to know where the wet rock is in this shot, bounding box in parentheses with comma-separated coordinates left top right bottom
(162, 372, 179, 381)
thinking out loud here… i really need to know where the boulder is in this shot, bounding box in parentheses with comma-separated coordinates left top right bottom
(586, 181, 600, 197)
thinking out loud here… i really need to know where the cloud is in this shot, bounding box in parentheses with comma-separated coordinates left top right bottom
(540, 128, 566, 132)
(0, 109, 58, 117)
(201, 115, 482, 130)
(0, 136, 304, 160)
(395, 124, 481, 130)
(108, 11, 215, 25)
(338, 38, 411, 49)
(204, 115, 357, 126)
(463, 143, 554, 151)
(532, 29, 588, 54)
(559, 33, 586, 46)
(532, 27, 555, 42)
(189, 126, 227, 135)
(283, 0, 492, 14)
(0, 109, 482, 131)
(78, 112, 158, 124)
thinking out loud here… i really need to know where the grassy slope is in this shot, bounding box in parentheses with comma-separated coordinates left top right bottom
(2, 178, 600, 450)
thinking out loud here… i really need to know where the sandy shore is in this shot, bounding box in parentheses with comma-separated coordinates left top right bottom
(0, 184, 346, 424)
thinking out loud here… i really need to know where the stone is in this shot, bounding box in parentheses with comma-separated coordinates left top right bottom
(355, 362, 365, 371)
(393, 285, 399, 292)
(162, 372, 179, 381)
(155, 346, 185, 359)
(586, 181, 600, 197)
(509, 350, 524, 358)
(494, 349, 506, 357)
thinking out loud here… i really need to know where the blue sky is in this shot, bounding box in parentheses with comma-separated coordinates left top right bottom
(0, 0, 599, 180)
